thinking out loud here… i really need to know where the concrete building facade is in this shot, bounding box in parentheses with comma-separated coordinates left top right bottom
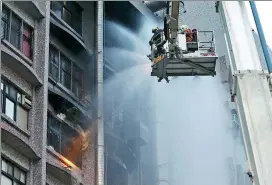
(0, 1, 158, 185)
(0, 1, 97, 185)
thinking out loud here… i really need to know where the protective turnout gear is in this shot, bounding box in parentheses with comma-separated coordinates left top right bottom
(152, 27, 159, 34)
(180, 25, 189, 34)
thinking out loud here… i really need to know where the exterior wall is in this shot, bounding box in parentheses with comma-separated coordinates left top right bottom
(0, 1, 96, 185)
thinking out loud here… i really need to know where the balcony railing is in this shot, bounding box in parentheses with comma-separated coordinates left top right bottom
(47, 113, 83, 168)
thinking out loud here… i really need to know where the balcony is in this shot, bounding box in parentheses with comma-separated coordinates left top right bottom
(48, 44, 91, 112)
(104, 124, 137, 173)
(1, 5, 42, 86)
(47, 113, 84, 169)
(123, 111, 148, 146)
(14, 1, 45, 20)
(50, 1, 92, 59)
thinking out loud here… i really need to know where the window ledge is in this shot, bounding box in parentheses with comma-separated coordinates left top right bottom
(2, 39, 33, 66)
(46, 147, 82, 184)
(1, 40, 43, 86)
(47, 147, 81, 170)
(50, 11, 84, 42)
(15, 1, 45, 20)
(1, 113, 30, 137)
(48, 77, 90, 111)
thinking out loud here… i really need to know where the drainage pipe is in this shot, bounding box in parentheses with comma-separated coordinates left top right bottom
(96, 2, 105, 185)
(249, 1, 272, 72)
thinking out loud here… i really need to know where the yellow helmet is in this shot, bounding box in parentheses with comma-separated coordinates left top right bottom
(152, 27, 159, 33)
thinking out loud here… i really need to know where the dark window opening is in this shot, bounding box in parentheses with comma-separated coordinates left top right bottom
(60, 54, 72, 90)
(49, 45, 60, 81)
(72, 64, 83, 99)
(1, 6, 10, 40)
(51, 1, 83, 35)
(47, 113, 82, 168)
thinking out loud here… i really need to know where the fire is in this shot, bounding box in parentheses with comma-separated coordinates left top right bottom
(61, 124, 94, 169)
(59, 154, 77, 169)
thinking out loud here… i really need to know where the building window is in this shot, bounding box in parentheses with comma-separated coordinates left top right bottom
(1, 6, 10, 40)
(1, 158, 26, 185)
(72, 65, 83, 99)
(1, 79, 29, 130)
(60, 54, 72, 90)
(51, 1, 83, 35)
(49, 46, 59, 81)
(22, 24, 33, 59)
(1, 5, 34, 59)
(49, 44, 84, 100)
(47, 113, 82, 168)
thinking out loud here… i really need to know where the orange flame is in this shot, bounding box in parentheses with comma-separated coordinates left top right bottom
(62, 124, 94, 168)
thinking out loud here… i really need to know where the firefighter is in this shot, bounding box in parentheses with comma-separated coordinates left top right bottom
(149, 27, 166, 62)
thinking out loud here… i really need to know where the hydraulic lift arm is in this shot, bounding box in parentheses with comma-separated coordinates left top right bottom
(148, 1, 218, 83)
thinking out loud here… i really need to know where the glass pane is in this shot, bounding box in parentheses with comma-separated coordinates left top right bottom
(23, 25, 32, 59)
(9, 86, 17, 100)
(7, 163, 13, 175)
(20, 171, 26, 183)
(10, 14, 21, 50)
(1, 175, 12, 185)
(47, 129, 61, 153)
(62, 8, 72, 26)
(5, 98, 15, 120)
(16, 105, 28, 130)
(14, 167, 20, 180)
(51, 1, 62, 18)
(61, 55, 71, 89)
(5, 84, 9, 94)
(1, 82, 3, 90)
(49, 46, 59, 81)
(1, 7, 10, 40)
(2, 160, 8, 172)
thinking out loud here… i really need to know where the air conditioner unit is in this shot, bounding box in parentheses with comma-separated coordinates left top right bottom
(22, 95, 32, 109)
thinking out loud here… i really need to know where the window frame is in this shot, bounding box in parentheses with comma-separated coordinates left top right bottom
(1, 5, 10, 40)
(1, 158, 27, 185)
(1, 79, 29, 130)
(50, 1, 83, 35)
(48, 44, 84, 100)
(1, 5, 34, 60)
(47, 112, 83, 168)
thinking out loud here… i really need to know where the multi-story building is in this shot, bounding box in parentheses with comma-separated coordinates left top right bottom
(0, 1, 158, 185)
(103, 2, 158, 185)
(0, 1, 97, 185)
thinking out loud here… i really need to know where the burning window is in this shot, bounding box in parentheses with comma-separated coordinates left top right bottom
(1, 79, 29, 130)
(1, 158, 26, 185)
(1, 5, 34, 59)
(47, 113, 83, 168)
